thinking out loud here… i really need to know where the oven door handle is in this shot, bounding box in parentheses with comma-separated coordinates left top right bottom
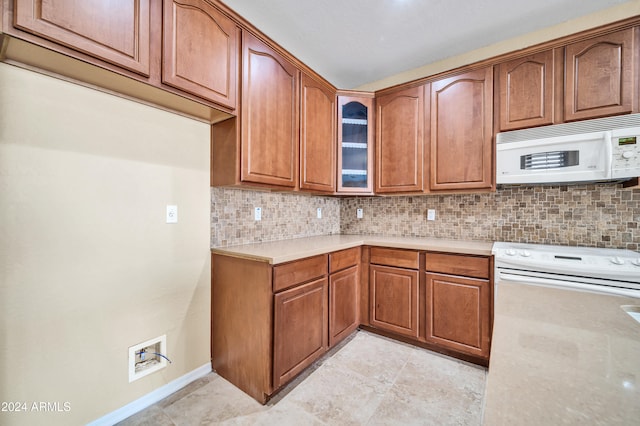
(498, 272, 640, 299)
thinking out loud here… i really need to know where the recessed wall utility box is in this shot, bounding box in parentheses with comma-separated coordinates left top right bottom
(128, 335, 168, 382)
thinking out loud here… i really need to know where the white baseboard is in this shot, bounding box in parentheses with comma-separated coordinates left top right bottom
(87, 363, 212, 426)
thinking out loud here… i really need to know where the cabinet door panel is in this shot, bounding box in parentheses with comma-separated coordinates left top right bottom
(370, 265, 419, 338)
(337, 95, 374, 193)
(498, 50, 556, 131)
(376, 86, 424, 193)
(430, 67, 493, 191)
(565, 28, 637, 121)
(425, 273, 491, 358)
(242, 32, 299, 188)
(300, 73, 336, 192)
(329, 265, 360, 347)
(14, 0, 150, 75)
(273, 278, 328, 389)
(162, 0, 237, 108)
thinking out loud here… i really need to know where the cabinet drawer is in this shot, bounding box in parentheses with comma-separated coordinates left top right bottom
(425, 253, 489, 279)
(329, 247, 360, 273)
(273, 254, 328, 292)
(370, 247, 419, 269)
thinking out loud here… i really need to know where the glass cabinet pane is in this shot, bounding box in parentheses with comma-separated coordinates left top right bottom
(341, 101, 369, 189)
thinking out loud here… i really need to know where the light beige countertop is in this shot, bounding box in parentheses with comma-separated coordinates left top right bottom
(210, 234, 494, 264)
(483, 281, 640, 425)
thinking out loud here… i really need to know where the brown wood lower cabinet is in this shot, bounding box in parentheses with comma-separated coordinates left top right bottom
(369, 264, 419, 338)
(212, 246, 492, 403)
(365, 248, 493, 363)
(329, 265, 359, 347)
(212, 249, 359, 403)
(424, 252, 493, 360)
(273, 277, 328, 389)
(425, 272, 491, 358)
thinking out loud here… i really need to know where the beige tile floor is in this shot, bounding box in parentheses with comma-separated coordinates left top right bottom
(118, 331, 487, 425)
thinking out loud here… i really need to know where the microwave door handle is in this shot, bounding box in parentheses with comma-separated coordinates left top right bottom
(604, 131, 613, 177)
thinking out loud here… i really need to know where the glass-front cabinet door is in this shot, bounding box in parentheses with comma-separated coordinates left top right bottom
(337, 94, 374, 193)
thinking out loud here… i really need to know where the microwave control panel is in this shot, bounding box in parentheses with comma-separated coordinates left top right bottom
(611, 127, 640, 178)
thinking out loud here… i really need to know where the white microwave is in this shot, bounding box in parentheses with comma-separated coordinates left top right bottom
(496, 114, 640, 185)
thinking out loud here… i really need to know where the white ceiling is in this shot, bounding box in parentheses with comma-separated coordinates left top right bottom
(222, 0, 631, 89)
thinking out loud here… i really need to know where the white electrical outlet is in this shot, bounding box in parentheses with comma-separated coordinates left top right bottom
(357, 208, 363, 219)
(128, 335, 168, 382)
(166, 205, 178, 223)
(427, 209, 436, 221)
(254, 207, 262, 221)
(317, 208, 322, 219)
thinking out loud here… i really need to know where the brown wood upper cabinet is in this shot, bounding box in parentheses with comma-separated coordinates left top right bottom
(375, 85, 426, 193)
(497, 28, 639, 132)
(212, 32, 300, 189)
(162, 0, 237, 109)
(300, 73, 337, 192)
(13, 0, 151, 76)
(497, 49, 560, 131)
(565, 27, 639, 122)
(241, 32, 300, 188)
(430, 67, 494, 192)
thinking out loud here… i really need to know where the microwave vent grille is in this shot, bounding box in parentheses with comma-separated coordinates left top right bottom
(521, 150, 579, 170)
(497, 113, 640, 144)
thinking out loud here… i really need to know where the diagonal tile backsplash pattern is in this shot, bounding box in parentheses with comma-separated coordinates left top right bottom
(212, 184, 640, 250)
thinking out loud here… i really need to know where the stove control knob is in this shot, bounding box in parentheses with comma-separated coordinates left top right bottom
(632, 258, 640, 267)
(611, 256, 625, 265)
(505, 249, 517, 256)
(520, 250, 531, 257)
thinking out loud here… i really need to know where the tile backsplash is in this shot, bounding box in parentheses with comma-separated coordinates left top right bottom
(212, 184, 640, 250)
(211, 187, 340, 247)
(341, 184, 640, 250)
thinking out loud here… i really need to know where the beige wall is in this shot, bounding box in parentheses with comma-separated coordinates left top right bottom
(357, 1, 640, 91)
(0, 63, 211, 425)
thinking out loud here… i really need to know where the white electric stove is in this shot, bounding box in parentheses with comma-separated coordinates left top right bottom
(492, 242, 640, 298)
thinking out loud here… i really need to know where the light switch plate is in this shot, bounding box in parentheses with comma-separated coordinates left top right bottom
(357, 208, 363, 219)
(166, 205, 178, 223)
(317, 208, 322, 219)
(427, 209, 436, 221)
(255, 207, 262, 221)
